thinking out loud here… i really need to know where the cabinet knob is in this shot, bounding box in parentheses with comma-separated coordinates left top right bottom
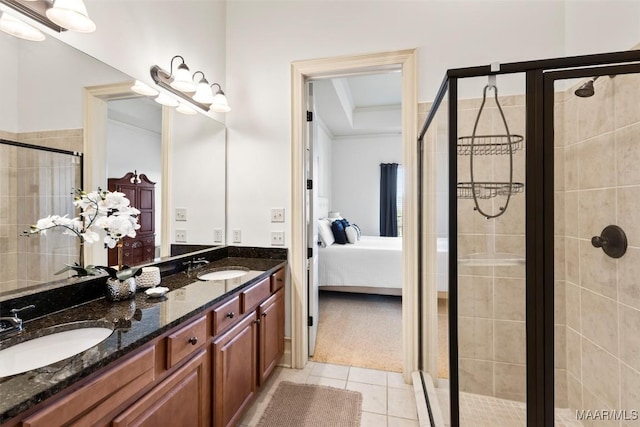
(226, 312, 235, 319)
(254, 319, 261, 324)
(276, 278, 283, 282)
(262, 312, 267, 318)
(188, 336, 198, 345)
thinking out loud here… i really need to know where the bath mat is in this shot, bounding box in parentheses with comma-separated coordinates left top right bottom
(257, 381, 362, 427)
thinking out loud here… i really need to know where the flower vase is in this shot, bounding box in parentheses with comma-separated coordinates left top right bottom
(105, 277, 137, 302)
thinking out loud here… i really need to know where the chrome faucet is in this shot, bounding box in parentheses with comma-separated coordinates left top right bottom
(183, 257, 209, 276)
(0, 305, 35, 339)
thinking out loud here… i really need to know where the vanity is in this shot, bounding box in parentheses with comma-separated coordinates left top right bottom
(0, 246, 287, 427)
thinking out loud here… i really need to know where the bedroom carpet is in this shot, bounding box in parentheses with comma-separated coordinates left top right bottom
(256, 381, 362, 427)
(311, 291, 403, 372)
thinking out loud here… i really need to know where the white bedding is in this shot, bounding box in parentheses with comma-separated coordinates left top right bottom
(318, 236, 402, 290)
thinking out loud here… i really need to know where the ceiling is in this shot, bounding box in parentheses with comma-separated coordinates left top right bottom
(312, 71, 402, 138)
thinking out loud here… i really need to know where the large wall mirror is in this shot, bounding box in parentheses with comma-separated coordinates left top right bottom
(0, 29, 226, 299)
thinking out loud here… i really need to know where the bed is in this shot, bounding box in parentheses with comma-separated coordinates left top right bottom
(317, 235, 403, 296)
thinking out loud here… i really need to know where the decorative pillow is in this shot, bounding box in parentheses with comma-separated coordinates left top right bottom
(317, 219, 334, 247)
(352, 224, 362, 240)
(331, 219, 349, 244)
(345, 226, 358, 244)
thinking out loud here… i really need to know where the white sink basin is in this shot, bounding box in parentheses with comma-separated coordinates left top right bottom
(0, 327, 113, 377)
(198, 269, 248, 281)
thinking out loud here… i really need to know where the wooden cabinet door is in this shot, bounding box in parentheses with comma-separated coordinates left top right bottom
(258, 289, 284, 385)
(112, 350, 209, 427)
(212, 313, 257, 427)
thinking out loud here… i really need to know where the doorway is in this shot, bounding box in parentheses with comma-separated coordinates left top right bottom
(290, 49, 419, 381)
(306, 72, 405, 372)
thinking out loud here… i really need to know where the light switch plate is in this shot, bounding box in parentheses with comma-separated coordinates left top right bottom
(271, 208, 285, 223)
(271, 231, 285, 246)
(175, 229, 187, 242)
(175, 208, 187, 221)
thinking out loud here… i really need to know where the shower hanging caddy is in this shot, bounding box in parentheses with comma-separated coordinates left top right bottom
(457, 75, 524, 219)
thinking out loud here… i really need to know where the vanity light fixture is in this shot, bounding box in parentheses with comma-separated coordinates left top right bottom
(149, 57, 230, 114)
(0, 11, 45, 41)
(0, 0, 95, 34)
(176, 102, 197, 115)
(131, 80, 159, 97)
(154, 93, 179, 108)
(45, 0, 95, 33)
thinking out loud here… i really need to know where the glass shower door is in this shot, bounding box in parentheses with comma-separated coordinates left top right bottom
(551, 67, 640, 426)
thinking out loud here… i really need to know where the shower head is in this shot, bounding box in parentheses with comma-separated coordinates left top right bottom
(574, 76, 600, 98)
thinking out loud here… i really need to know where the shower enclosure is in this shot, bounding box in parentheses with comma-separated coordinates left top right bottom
(419, 50, 640, 426)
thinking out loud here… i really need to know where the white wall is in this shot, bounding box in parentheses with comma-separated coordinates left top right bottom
(330, 135, 402, 236)
(171, 112, 226, 245)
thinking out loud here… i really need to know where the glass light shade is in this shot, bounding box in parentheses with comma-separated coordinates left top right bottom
(46, 0, 96, 33)
(176, 103, 197, 115)
(211, 93, 231, 113)
(131, 80, 158, 97)
(154, 93, 179, 107)
(0, 13, 45, 41)
(170, 64, 196, 92)
(192, 81, 215, 104)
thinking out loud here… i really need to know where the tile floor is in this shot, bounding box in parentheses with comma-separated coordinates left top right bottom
(239, 361, 419, 426)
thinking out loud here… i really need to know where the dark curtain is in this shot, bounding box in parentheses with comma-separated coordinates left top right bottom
(379, 163, 398, 237)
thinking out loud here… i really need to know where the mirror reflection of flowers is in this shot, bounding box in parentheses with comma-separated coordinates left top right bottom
(27, 188, 140, 273)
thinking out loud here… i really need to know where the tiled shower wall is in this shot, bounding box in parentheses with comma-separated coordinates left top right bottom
(0, 129, 82, 294)
(559, 75, 640, 426)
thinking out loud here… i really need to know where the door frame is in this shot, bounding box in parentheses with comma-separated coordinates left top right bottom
(290, 49, 418, 379)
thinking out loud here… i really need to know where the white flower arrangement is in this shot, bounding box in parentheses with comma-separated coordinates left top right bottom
(28, 188, 141, 267)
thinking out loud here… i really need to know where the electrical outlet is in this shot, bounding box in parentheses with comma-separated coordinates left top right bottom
(213, 228, 223, 243)
(175, 289, 186, 301)
(232, 229, 241, 243)
(175, 208, 187, 221)
(175, 229, 187, 242)
(271, 208, 285, 223)
(271, 231, 285, 246)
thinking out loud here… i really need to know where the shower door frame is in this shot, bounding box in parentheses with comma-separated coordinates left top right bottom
(419, 49, 640, 427)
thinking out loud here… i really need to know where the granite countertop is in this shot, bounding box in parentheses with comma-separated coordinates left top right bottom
(0, 252, 286, 424)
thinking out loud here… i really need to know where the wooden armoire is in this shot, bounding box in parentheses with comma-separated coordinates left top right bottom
(107, 172, 156, 267)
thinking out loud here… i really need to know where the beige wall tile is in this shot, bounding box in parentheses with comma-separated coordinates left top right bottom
(565, 144, 579, 191)
(555, 368, 568, 408)
(567, 327, 582, 379)
(620, 305, 640, 373)
(567, 372, 583, 411)
(555, 100, 566, 148)
(615, 123, 640, 186)
(494, 277, 525, 321)
(576, 77, 614, 141)
(581, 338, 620, 410)
(580, 289, 618, 356)
(565, 191, 579, 238)
(494, 363, 526, 402)
(620, 364, 640, 427)
(618, 187, 640, 248)
(458, 317, 494, 360)
(458, 276, 493, 318)
(556, 324, 567, 369)
(578, 188, 616, 241)
(494, 320, 525, 364)
(494, 194, 525, 236)
(566, 238, 580, 286)
(564, 97, 578, 147)
(555, 280, 566, 325)
(579, 239, 618, 300)
(555, 236, 566, 281)
(618, 248, 640, 311)
(459, 358, 494, 396)
(614, 73, 640, 129)
(581, 387, 614, 427)
(578, 132, 616, 190)
(555, 191, 566, 236)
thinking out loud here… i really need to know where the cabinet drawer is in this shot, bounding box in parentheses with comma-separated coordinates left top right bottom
(271, 268, 285, 292)
(22, 347, 155, 427)
(166, 316, 207, 369)
(212, 295, 241, 336)
(241, 277, 271, 313)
